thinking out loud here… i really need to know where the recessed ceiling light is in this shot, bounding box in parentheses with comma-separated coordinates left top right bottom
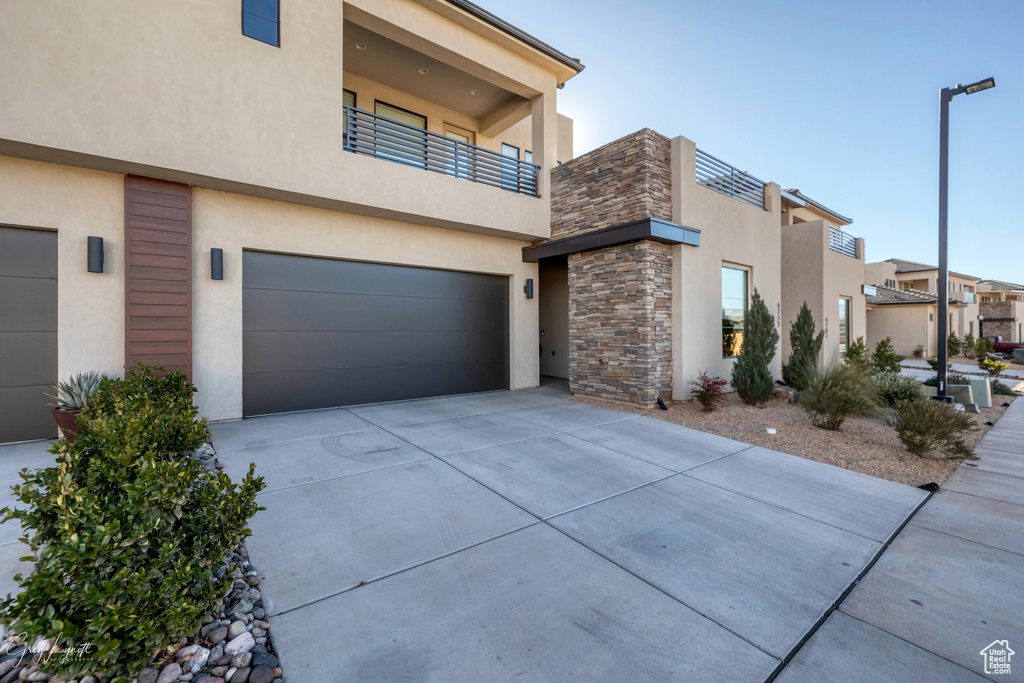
(470, 89, 480, 96)
(355, 42, 367, 50)
(418, 68, 429, 75)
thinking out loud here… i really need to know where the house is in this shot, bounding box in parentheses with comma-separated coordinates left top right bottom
(0, 0, 583, 443)
(862, 286, 964, 358)
(524, 129, 781, 403)
(780, 189, 866, 363)
(977, 279, 1024, 343)
(866, 258, 981, 338)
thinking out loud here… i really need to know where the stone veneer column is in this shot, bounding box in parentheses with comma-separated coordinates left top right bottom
(568, 241, 672, 404)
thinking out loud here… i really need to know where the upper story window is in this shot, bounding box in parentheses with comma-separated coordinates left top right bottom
(501, 143, 520, 192)
(243, 0, 279, 47)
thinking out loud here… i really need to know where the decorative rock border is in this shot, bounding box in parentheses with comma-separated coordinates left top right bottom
(0, 444, 284, 683)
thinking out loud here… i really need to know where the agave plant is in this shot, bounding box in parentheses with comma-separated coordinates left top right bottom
(46, 371, 106, 411)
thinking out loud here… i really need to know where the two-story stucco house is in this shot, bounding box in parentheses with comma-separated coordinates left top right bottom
(0, 0, 583, 443)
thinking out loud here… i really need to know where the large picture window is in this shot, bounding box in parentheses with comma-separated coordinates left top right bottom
(838, 297, 851, 356)
(722, 266, 748, 357)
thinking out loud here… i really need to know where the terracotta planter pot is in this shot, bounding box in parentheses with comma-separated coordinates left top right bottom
(50, 409, 82, 441)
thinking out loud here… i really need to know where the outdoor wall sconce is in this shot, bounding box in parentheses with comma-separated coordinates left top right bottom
(211, 248, 224, 280)
(87, 236, 104, 273)
(523, 278, 534, 299)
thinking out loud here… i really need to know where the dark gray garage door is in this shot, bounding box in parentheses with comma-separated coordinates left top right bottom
(0, 227, 57, 443)
(242, 251, 509, 416)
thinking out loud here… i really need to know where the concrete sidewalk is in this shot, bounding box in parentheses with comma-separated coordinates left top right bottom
(779, 397, 1024, 681)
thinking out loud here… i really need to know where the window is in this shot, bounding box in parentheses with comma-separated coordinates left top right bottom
(342, 90, 356, 145)
(374, 101, 427, 168)
(501, 143, 520, 192)
(722, 266, 748, 357)
(838, 297, 851, 356)
(444, 124, 474, 179)
(243, 0, 279, 47)
(969, 321, 974, 336)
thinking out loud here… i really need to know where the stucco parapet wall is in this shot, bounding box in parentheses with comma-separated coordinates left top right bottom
(550, 129, 672, 239)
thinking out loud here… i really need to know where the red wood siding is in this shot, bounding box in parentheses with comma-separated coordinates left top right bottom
(124, 176, 192, 378)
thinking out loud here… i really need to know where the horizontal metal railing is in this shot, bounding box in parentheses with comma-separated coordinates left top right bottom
(828, 225, 859, 258)
(343, 105, 539, 197)
(695, 149, 767, 210)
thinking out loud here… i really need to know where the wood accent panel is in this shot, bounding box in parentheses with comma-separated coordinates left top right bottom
(125, 176, 192, 378)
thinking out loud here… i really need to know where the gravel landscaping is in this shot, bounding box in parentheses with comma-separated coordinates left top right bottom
(0, 444, 283, 683)
(572, 392, 1016, 487)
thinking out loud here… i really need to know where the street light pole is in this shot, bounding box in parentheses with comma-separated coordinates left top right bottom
(935, 77, 995, 402)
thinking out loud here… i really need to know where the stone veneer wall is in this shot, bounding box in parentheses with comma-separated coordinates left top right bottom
(981, 300, 1017, 341)
(568, 241, 672, 404)
(550, 129, 672, 239)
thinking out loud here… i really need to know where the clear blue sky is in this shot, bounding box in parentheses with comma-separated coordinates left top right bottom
(485, 0, 1024, 284)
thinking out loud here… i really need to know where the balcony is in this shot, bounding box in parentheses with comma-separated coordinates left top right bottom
(695, 149, 767, 210)
(828, 225, 859, 258)
(344, 106, 539, 196)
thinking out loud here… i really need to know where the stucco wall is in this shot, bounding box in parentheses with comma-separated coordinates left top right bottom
(0, 156, 126, 382)
(0, 0, 561, 241)
(866, 305, 933, 357)
(671, 137, 782, 398)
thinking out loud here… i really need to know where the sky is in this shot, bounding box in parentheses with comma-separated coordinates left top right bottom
(484, 0, 1024, 284)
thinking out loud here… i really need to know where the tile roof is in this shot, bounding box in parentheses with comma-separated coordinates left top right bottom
(884, 258, 981, 281)
(866, 284, 963, 307)
(978, 279, 1024, 291)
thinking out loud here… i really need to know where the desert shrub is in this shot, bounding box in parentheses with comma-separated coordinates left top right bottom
(980, 356, 1010, 377)
(731, 288, 779, 405)
(690, 371, 729, 412)
(874, 371, 929, 407)
(871, 337, 903, 374)
(799, 361, 883, 430)
(894, 399, 976, 459)
(947, 332, 963, 356)
(0, 365, 265, 681)
(782, 302, 824, 391)
(843, 336, 871, 374)
(962, 332, 977, 358)
(923, 369, 970, 388)
(975, 337, 994, 358)
(991, 379, 1020, 396)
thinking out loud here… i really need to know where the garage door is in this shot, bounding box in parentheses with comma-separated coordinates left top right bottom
(242, 251, 510, 416)
(0, 227, 57, 443)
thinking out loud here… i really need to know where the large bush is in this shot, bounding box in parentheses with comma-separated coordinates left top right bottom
(799, 361, 882, 430)
(731, 288, 779, 405)
(782, 302, 824, 391)
(947, 332, 963, 357)
(874, 371, 929, 407)
(843, 336, 871, 374)
(894, 399, 976, 459)
(0, 365, 264, 681)
(871, 337, 903, 374)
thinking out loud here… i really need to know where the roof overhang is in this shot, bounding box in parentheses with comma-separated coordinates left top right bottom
(781, 189, 852, 225)
(522, 217, 699, 262)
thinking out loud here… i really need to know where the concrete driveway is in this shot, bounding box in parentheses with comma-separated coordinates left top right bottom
(211, 384, 929, 682)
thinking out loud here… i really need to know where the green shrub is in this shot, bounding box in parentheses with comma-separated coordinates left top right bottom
(947, 332, 963, 357)
(0, 365, 265, 681)
(923, 369, 970, 388)
(690, 370, 729, 412)
(894, 399, 976, 459)
(731, 288, 779, 405)
(799, 361, 883, 430)
(991, 379, 1021, 396)
(975, 337, 994, 358)
(962, 332, 976, 357)
(980, 356, 1010, 377)
(871, 337, 903, 374)
(874, 371, 929, 407)
(843, 336, 871, 374)
(782, 302, 824, 391)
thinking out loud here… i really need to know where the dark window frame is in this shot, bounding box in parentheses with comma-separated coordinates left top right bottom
(242, 0, 280, 47)
(373, 100, 428, 169)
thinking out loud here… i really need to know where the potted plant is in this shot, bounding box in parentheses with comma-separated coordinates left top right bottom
(46, 371, 105, 440)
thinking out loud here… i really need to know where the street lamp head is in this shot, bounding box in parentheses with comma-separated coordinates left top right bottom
(965, 77, 996, 95)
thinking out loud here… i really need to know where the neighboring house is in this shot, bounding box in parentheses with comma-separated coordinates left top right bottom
(0, 0, 583, 443)
(524, 129, 781, 404)
(864, 286, 964, 358)
(866, 258, 980, 339)
(780, 189, 866, 363)
(977, 279, 1024, 343)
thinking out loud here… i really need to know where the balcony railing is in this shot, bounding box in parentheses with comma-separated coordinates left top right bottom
(343, 105, 540, 197)
(828, 225, 859, 258)
(695, 149, 767, 210)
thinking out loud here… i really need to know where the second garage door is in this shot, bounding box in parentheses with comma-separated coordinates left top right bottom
(242, 251, 510, 416)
